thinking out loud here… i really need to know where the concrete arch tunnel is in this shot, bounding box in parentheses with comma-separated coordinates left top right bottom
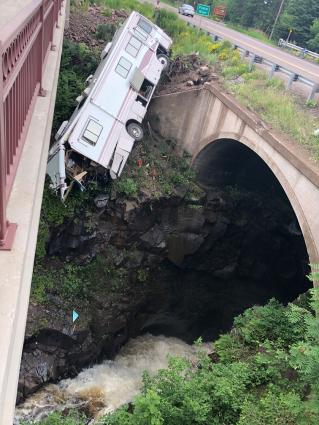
(148, 83, 319, 269)
(193, 133, 318, 267)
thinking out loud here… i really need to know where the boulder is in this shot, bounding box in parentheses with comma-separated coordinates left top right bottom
(140, 224, 166, 249)
(94, 193, 109, 208)
(167, 232, 204, 266)
(198, 65, 210, 76)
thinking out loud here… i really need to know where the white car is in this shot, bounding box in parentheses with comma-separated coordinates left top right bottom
(178, 4, 195, 16)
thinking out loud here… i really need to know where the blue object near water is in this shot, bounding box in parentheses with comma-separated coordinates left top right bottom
(72, 310, 79, 322)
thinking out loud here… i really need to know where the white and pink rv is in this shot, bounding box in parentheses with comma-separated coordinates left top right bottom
(47, 11, 172, 200)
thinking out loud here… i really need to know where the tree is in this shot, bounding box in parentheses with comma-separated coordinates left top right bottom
(226, 0, 286, 34)
(224, 0, 319, 44)
(274, 11, 296, 40)
(278, 0, 319, 45)
(308, 19, 319, 52)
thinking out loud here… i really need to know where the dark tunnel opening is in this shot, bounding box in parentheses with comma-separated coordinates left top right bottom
(143, 138, 312, 343)
(195, 138, 288, 196)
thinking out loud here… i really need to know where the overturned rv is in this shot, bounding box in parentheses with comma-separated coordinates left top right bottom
(47, 11, 172, 200)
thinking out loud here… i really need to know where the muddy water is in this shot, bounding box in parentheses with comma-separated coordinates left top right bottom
(15, 334, 210, 423)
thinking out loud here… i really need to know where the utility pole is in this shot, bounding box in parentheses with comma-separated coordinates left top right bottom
(269, 0, 285, 40)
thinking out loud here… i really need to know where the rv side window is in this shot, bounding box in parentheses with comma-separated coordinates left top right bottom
(135, 26, 147, 42)
(126, 36, 142, 58)
(138, 18, 152, 34)
(115, 57, 132, 78)
(82, 119, 103, 145)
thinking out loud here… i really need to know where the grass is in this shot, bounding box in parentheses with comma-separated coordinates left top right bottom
(111, 135, 203, 200)
(231, 75, 319, 156)
(214, 43, 319, 159)
(224, 23, 275, 46)
(159, 0, 178, 7)
(104, 0, 154, 18)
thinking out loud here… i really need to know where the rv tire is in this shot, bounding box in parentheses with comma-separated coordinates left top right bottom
(126, 122, 144, 141)
(157, 54, 169, 70)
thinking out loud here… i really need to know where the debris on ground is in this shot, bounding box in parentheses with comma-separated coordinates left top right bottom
(65, 6, 127, 48)
(157, 54, 219, 95)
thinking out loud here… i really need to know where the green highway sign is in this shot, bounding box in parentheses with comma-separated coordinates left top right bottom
(196, 3, 211, 16)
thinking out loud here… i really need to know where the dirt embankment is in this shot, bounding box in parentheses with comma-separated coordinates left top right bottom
(157, 54, 220, 95)
(65, 6, 127, 48)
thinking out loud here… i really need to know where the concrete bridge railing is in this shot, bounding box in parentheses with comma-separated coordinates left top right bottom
(0, 1, 66, 423)
(148, 83, 319, 265)
(0, 0, 63, 250)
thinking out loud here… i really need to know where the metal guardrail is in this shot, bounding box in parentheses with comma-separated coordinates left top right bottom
(0, 0, 63, 250)
(278, 38, 319, 61)
(187, 23, 319, 103)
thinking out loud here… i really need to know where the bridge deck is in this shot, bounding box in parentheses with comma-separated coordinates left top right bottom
(0, 0, 34, 27)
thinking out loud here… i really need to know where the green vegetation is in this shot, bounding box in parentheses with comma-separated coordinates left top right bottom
(28, 273, 319, 425)
(208, 41, 319, 159)
(31, 185, 90, 303)
(52, 40, 99, 135)
(32, 241, 128, 304)
(154, 9, 217, 64)
(32, 136, 200, 303)
(104, 0, 154, 19)
(157, 0, 319, 50)
(222, 0, 319, 51)
(96, 23, 118, 41)
(32, 177, 128, 303)
(231, 75, 319, 157)
(112, 137, 201, 199)
(274, 0, 319, 49)
(99, 293, 319, 425)
(308, 19, 319, 52)
(225, 23, 274, 45)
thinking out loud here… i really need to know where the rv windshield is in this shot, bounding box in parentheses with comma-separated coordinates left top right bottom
(137, 18, 152, 34)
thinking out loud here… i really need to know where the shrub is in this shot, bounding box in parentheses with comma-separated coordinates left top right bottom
(104, 0, 154, 19)
(96, 23, 118, 41)
(113, 177, 138, 197)
(232, 298, 307, 348)
(52, 40, 99, 134)
(31, 265, 55, 304)
(154, 9, 185, 39)
(238, 391, 304, 425)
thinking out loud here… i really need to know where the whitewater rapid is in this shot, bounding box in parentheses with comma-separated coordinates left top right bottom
(15, 334, 211, 423)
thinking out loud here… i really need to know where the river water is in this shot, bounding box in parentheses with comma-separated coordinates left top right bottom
(15, 334, 211, 423)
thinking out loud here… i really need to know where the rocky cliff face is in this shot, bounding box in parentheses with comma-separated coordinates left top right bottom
(18, 166, 310, 401)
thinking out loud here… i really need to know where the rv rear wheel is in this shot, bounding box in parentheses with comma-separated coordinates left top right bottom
(127, 122, 144, 141)
(157, 54, 169, 70)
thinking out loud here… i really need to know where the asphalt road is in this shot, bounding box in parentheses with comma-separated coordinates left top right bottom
(150, 1, 319, 86)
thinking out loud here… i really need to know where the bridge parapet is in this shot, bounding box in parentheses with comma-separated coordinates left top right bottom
(148, 83, 319, 264)
(0, 1, 65, 423)
(0, 0, 63, 250)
